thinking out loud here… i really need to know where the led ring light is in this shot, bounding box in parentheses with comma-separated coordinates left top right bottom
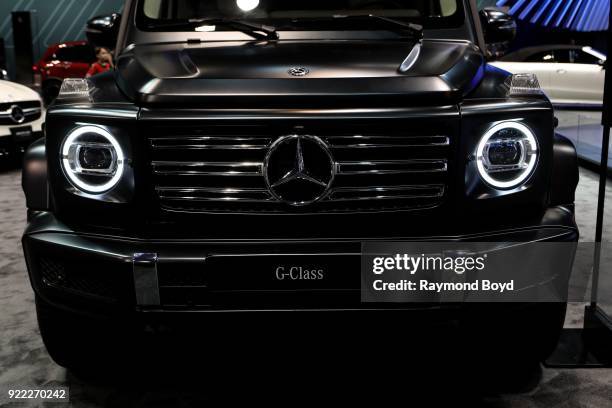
(476, 121, 538, 189)
(61, 126, 125, 194)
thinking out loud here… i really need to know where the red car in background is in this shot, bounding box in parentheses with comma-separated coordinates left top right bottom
(33, 41, 96, 105)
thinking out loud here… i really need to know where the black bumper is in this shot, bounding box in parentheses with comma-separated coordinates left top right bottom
(23, 206, 578, 317)
(0, 131, 43, 159)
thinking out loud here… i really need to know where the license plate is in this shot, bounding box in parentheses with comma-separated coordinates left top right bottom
(10, 126, 33, 140)
(204, 254, 360, 291)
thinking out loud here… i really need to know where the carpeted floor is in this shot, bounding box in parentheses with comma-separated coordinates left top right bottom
(1, 166, 612, 406)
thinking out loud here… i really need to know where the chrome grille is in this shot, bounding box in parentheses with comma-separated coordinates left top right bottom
(0, 100, 42, 125)
(150, 123, 451, 213)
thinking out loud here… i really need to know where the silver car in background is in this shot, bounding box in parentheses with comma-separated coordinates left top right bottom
(491, 44, 606, 108)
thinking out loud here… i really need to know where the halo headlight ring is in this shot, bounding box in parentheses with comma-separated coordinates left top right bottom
(61, 126, 125, 194)
(476, 122, 538, 189)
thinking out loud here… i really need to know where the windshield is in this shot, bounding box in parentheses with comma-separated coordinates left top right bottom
(136, 0, 464, 31)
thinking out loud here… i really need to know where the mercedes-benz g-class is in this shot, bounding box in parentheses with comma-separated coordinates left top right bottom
(21, 0, 579, 373)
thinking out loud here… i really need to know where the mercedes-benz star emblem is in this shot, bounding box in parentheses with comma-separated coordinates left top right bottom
(288, 67, 309, 77)
(264, 135, 335, 206)
(10, 105, 25, 124)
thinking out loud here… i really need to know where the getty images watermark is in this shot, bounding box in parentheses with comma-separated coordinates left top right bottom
(371, 252, 513, 293)
(360, 242, 579, 302)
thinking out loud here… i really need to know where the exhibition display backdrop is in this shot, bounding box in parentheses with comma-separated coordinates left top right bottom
(0, 0, 123, 80)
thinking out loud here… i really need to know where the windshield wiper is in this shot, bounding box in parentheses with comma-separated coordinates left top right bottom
(148, 18, 278, 41)
(292, 14, 423, 40)
(359, 14, 423, 39)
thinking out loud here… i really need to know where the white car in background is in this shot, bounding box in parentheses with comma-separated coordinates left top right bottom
(0, 76, 45, 162)
(491, 45, 606, 107)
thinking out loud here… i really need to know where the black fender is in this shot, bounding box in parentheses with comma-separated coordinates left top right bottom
(22, 137, 50, 212)
(42, 77, 64, 89)
(41, 78, 64, 105)
(550, 133, 579, 207)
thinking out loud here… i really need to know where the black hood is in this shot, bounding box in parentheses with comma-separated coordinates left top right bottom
(115, 39, 484, 107)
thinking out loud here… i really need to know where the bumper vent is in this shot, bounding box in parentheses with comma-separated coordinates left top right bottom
(39, 257, 129, 302)
(149, 120, 452, 213)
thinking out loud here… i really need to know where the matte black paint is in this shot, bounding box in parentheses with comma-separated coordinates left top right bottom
(21, 138, 49, 212)
(114, 39, 484, 106)
(23, 207, 577, 311)
(20, 0, 580, 369)
(479, 8, 517, 45)
(551, 134, 579, 206)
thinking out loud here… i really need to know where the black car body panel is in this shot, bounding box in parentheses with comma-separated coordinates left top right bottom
(41, 101, 557, 235)
(23, 206, 577, 312)
(115, 39, 484, 106)
(21, 0, 579, 369)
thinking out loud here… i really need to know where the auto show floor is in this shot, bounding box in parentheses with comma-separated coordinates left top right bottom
(1, 166, 612, 406)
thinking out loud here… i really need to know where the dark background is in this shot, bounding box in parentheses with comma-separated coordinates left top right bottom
(0, 0, 123, 80)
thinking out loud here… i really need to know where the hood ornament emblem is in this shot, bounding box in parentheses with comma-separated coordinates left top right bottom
(288, 67, 309, 77)
(264, 135, 335, 206)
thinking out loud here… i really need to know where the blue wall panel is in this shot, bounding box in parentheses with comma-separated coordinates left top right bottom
(498, 0, 609, 31)
(0, 0, 124, 79)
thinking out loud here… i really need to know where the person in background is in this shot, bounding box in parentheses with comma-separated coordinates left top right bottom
(86, 47, 114, 77)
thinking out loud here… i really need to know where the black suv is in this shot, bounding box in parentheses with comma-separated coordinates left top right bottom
(22, 0, 579, 372)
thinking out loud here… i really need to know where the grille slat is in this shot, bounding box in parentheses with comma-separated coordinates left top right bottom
(157, 187, 273, 202)
(150, 124, 451, 213)
(329, 185, 445, 201)
(153, 161, 263, 176)
(153, 144, 269, 150)
(337, 159, 447, 175)
(326, 135, 449, 148)
(151, 136, 272, 150)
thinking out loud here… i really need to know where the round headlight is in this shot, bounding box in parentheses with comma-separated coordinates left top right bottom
(61, 126, 124, 193)
(476, 122, 538, 189)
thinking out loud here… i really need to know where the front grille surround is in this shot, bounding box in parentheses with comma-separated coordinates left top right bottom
(0, 100, 42, 125)
(149, 120, 454, 214)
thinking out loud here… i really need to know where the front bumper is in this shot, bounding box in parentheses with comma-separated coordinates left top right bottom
(0, 118, 44, 158)
(22, 206, 578, 317)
